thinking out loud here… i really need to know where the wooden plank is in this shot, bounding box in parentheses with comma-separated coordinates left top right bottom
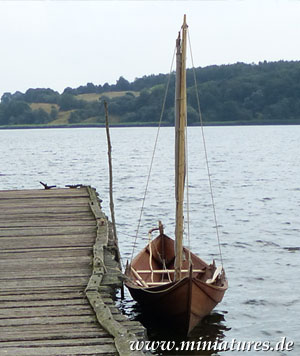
(0, 205, 91, 213)
(0, 329, 105, 340)
(0, 220, 96, 228)
(0, 323, 107, 331)
(0, 331, 109, 342)
(0, 346, 116, 356)
(0, 298, 90, 308)
(0, 258, 91, 271)
(0, 323, 103, 332)
(136, 268, 205, 273)
(0, 197, 90, 207)
(0, 270, 91, 280)
(0, 286, 89, 294)
(0, 212, 93, 218)
(0, 315, 98, 327)
(0, 205, 92, 215)
(0, 188, 89, 198)
(0, 291, 86, 299)
(0, 235, 95, 249)
(0, 208, 89, 215)
(0, 217, 94, 225)
(0, 248, 93, 260)
(0, 226, 96, 237)
(0, 305, 95, 318)
(0, 277, 90, 292)
(0, 337, 115, 347)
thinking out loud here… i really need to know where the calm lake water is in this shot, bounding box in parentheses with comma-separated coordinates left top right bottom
(0, 126, 299, 355)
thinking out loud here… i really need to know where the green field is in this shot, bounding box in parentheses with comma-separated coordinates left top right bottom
(26, 91, 140, 126)
(29, 103, 59, 113)
(76, 91, 139, 102)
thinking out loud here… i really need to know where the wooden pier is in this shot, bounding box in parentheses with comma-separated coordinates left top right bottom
(0, 186, 145, 355)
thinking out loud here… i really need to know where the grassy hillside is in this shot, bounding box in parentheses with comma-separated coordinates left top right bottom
(76, 91, 139, 102)
(29, 103, 59, 113)
(25, 92, 137, 126)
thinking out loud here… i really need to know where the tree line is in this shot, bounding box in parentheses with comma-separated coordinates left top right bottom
(1, 60, 300, 126)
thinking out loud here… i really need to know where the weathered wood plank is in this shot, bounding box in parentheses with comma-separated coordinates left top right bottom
(0, 315, 99, 327)
(0, 188, 89, 198)
(0, 276, 91, 290)
(0, 298, 90, 308)
(0, 328, 109, 339)
(0, 345, 117, 355)
(0, 225, 96, 237)
(0, 328, 105, 341)
(0, 260, 91, 273)
(0, 331, 109, 342)
(0, 270, 91, 280)
(0, 197, 90, 207)
(0, 220, 96, 228)
(0, 205, 92, 215)
(0, 290, 85, 299)
(0, 247, 92, 258)
(0, 258, 92, 271)
(0, 210, 94, 219)
(0, 235, 95, 249)
(0, 305, 95, 318)
(0, 337, 115, 347)
(0, 323, 104, 332)
(0, 286, 88, 294)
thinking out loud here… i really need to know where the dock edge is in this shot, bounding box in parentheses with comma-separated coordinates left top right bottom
(85, 186, 146, 356)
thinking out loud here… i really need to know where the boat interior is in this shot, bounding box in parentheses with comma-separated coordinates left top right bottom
(127, 233, 225, 288)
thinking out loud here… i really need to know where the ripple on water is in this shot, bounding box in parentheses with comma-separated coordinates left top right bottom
(256, 239, 281, 248)
(283, 246, 300, 252)
(244, 299, 268, 306)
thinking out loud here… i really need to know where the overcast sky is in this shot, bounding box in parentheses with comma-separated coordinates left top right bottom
(1, 0, 300, 98)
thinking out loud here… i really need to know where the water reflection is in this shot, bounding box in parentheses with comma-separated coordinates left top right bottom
(118, 294, 230, 355)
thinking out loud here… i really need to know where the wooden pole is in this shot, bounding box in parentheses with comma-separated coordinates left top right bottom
(104, 101, 124, 298)
(174, 15, 188, 281)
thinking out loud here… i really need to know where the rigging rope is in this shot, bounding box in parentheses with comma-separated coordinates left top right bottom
(129, 30, 225, 270)
(187, 29, 224, 269)
(130, 46, 177, 262)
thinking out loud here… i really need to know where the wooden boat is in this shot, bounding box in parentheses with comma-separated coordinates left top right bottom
(124, 15, 228, 336)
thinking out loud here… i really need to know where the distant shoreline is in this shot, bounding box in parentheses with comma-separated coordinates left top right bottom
(0, 120, 300, 130)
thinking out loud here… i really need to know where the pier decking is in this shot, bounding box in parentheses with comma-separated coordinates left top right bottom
(0, 186, 144, 355)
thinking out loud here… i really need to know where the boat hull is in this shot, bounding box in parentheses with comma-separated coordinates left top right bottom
(127, 277, 225, 335)
(125, 234, 227, 335)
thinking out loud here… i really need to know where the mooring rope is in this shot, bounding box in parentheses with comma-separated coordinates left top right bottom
(130, 46, 177, 262)
(187, 29, 224, 269)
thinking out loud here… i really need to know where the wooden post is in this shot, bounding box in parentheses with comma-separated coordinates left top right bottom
(104, 101, 117, 243)
(104, 101, 124, 298)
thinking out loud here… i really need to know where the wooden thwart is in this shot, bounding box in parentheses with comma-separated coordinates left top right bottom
(136, 268, 205, 273)
(130, 267, 149, 287)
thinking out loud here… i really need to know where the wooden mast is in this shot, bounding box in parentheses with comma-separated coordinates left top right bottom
(174, 15, 188, 281)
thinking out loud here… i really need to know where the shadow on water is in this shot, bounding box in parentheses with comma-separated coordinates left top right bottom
(119, 299, 230, 355)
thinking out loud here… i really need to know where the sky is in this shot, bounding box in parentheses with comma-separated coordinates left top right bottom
(0, 0, 300, 98)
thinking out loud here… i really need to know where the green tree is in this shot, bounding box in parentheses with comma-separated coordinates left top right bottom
(115, 76, 130, 91)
